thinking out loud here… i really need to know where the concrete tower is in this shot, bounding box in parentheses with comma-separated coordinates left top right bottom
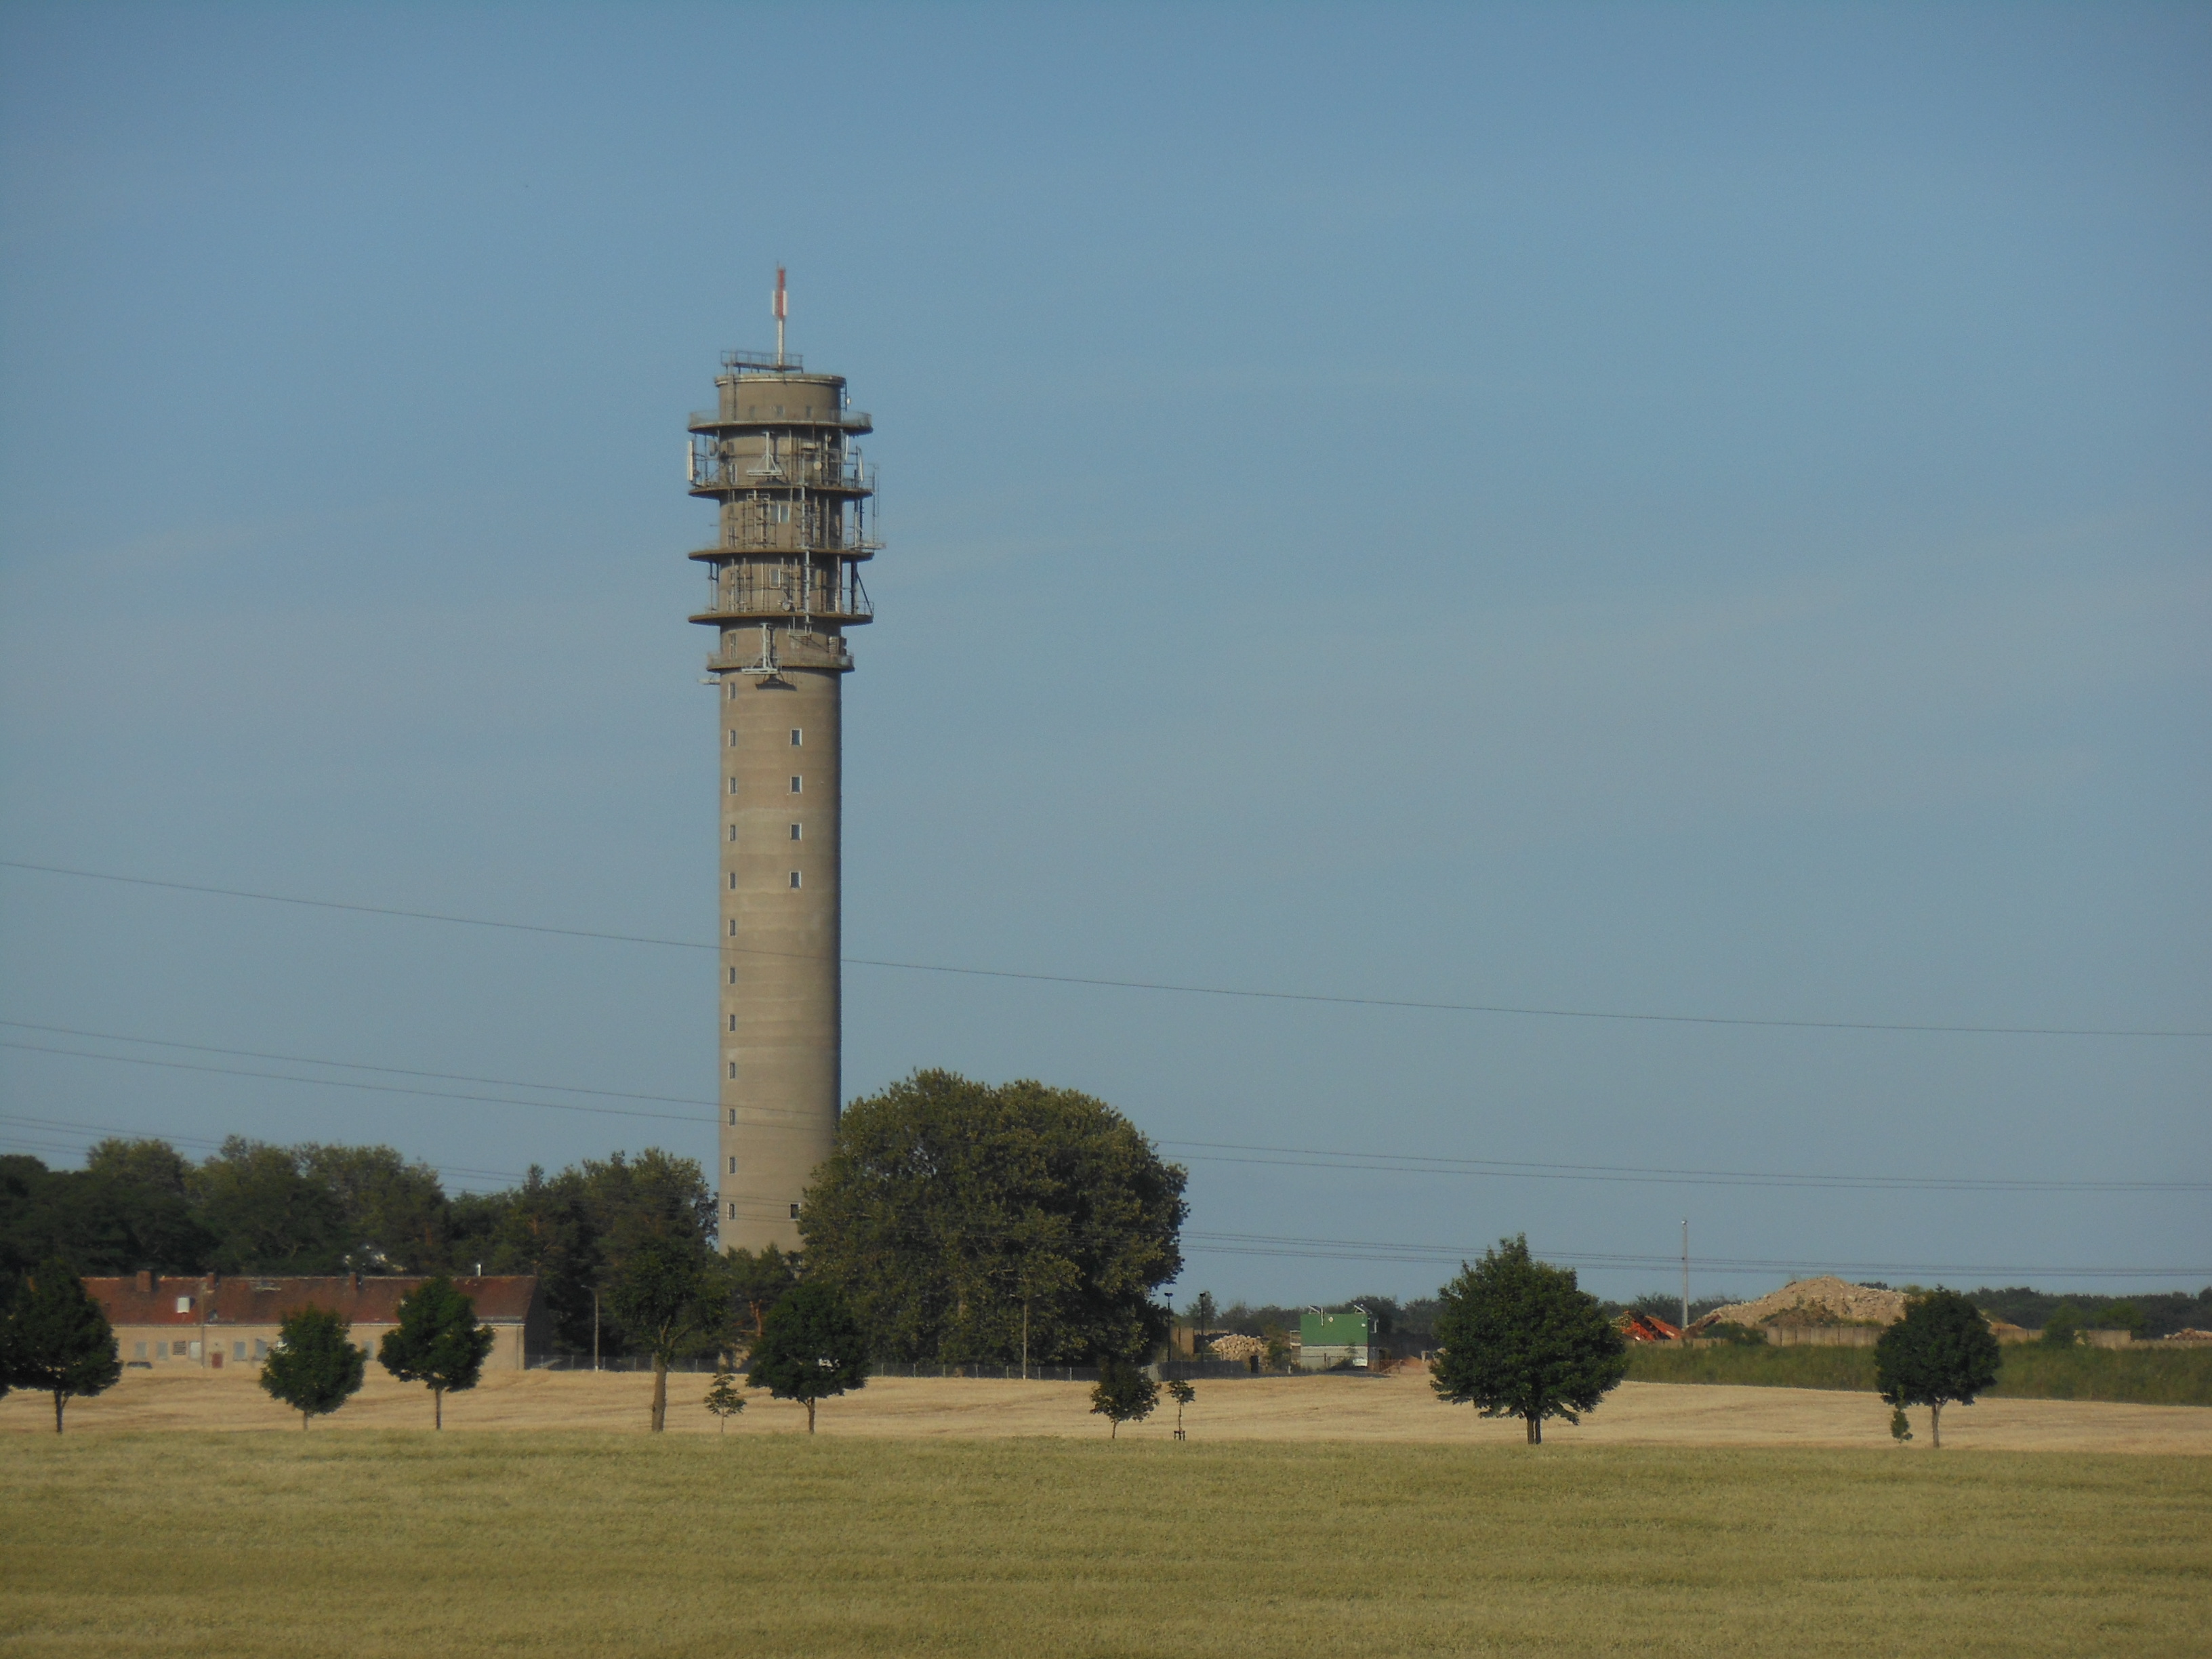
(687, 273, 876, 1254)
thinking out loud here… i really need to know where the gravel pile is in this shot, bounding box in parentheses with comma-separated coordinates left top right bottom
(1693, 1276, 1908, 1330)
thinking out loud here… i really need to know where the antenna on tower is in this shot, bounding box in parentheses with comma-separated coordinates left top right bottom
(773, 266, 787, 367)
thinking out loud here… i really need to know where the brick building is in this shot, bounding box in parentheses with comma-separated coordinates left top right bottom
(86, 1272, 548, 1374)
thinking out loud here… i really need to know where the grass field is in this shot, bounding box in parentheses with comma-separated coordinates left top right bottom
(3, 1434, 2207, 1656)
(1625, 1342, 2212, 1404)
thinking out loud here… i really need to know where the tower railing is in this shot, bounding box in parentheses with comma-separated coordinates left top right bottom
(689, 406, 872, 432)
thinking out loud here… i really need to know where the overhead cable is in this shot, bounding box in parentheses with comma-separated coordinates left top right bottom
(5, 859, 2203, 1040)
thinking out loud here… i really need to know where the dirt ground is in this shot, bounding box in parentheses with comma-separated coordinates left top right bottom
(7, 1366, 2208, 1452)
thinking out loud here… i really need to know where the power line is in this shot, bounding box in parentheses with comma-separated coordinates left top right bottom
(1162, 1141, 2209, 1194)
(1180, 1231, 2212, 1280)
(5, 857, 2204, 1040)
(0, 1112, 528, 1187)
(5, 1023, 2201, 1196)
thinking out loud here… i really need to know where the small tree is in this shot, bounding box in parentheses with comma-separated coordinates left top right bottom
(378, 1274, 497, 1429)
(6, 1260, 123, 1433)
(703, 1364, 747, 1433)
(1166, 1376, 1195, 1439)
(260, 1305, 366, 1429)
(1875, 1289, 2002, 1448)
(1261, 1326, 1292, 1373)
(608, 1239, 725, 1432)
(1090, 1359, 1158, 1438)
(2041, 1300, 2084, 1348)
(1430, 1235, 1629, 1444)
(745, 1281, 869, 1433)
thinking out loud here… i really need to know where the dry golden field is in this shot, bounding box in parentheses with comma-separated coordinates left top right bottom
(4, 1429, 2208, 1657)
(7, 1372, 2209, 1656)
(6, 1365, 2211, 1452)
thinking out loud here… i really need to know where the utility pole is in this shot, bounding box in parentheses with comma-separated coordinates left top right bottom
(592, 1290, 600, 1372)
(1680, 1219, 1690, 1336)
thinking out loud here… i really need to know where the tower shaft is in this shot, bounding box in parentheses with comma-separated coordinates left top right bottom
(687, 346, 876, 1254)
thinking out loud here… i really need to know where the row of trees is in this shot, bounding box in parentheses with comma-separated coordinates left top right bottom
(2, 1071, 1190, 1376)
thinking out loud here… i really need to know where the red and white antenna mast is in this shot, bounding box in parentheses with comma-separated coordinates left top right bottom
(773, 265, 787, 366)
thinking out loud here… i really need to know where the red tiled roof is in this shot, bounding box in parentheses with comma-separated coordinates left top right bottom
(85, 1274, 540, 1328)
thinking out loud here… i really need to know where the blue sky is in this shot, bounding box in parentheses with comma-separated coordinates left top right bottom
(1, 2, 2205, 1304)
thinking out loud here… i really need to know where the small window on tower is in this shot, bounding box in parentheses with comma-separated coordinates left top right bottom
(728, 1202, 737, 1221)
(728, 1109, 737, 1126)
(790, 776, 802, 794)
(789, 871, 802, 889)
(789, 823, 802, 841)
(729, 1061, 737, 1078)
(790, 729, 802, 746)
(729, 730, 739, 747)
(729, 1157, 737, 1175)
(729, 777, 739, 794)
(729, 825, 737, 842)
(729, 919, 737, 936)
(788, 1203, 800, 1220)
(729, 872, 737, 890)
(728, 1014, 736, 1032)
(728, 966, 737, 984)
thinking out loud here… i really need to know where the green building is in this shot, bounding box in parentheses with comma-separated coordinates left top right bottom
(1298, 1309, 1372, 1371)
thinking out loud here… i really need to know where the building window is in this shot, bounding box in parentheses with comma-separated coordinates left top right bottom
(233, 1341, 247, 1361)
(729, 730, 739, 746)
(729, 824, 737, 841)
(134, 1341, 146, 1359)
(173, 1340, 190, 1357)
(789, 1204, 800, 1219)
(728, 1061, 737, 1079)
(728, 1014, 736, 1032)
(790, 775, 802, 794)
(789, 871, 802, 889)
(729, 872, 737, 890)
(790, 729, 802, 746)
(729, 777, 739, 794)
(790, 823, 802, 841)
(175, 1296, 191, 1313)
(728, 1109, 737, 1126)
(728, 966, 737, 984)
(253, 1339, 267, 1359)
(727, 1202, 737, 1221)
(729, 919, 737, 936)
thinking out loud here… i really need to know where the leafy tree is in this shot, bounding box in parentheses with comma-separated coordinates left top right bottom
(190, 1138, 350, 1274)
(1261, 1326, 1293, 1372)
(296, 1144, 449, 1271)
(725, 1244, 801, 1353)
(260, 1305, 367, 1428)
(1875, 1289, 2002, 1448)
(1090, 1359, 1158, 1438)
(745, 1281, 869, 1433)
(1, 1151, 211, 1277)
(802, 1070, 1186, 1368)
(1166, 1376, 1195, 1438)
(608, 1237, 725, 1431)
(1431, 1235, 1630, 1444)
(5, 1259, 123, 1431)
(1889, 1406, 1914, 1441)
(703, 1364, 747, 1433)
(2041, 1300, 2085, 1348)
(378, 1274, 497, 1429)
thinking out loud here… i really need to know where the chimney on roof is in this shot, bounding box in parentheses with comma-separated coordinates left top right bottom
(350, 1271, 361, 1292)
(136, 1270, 153, 1293)
(203, 1273, 218, 1292)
